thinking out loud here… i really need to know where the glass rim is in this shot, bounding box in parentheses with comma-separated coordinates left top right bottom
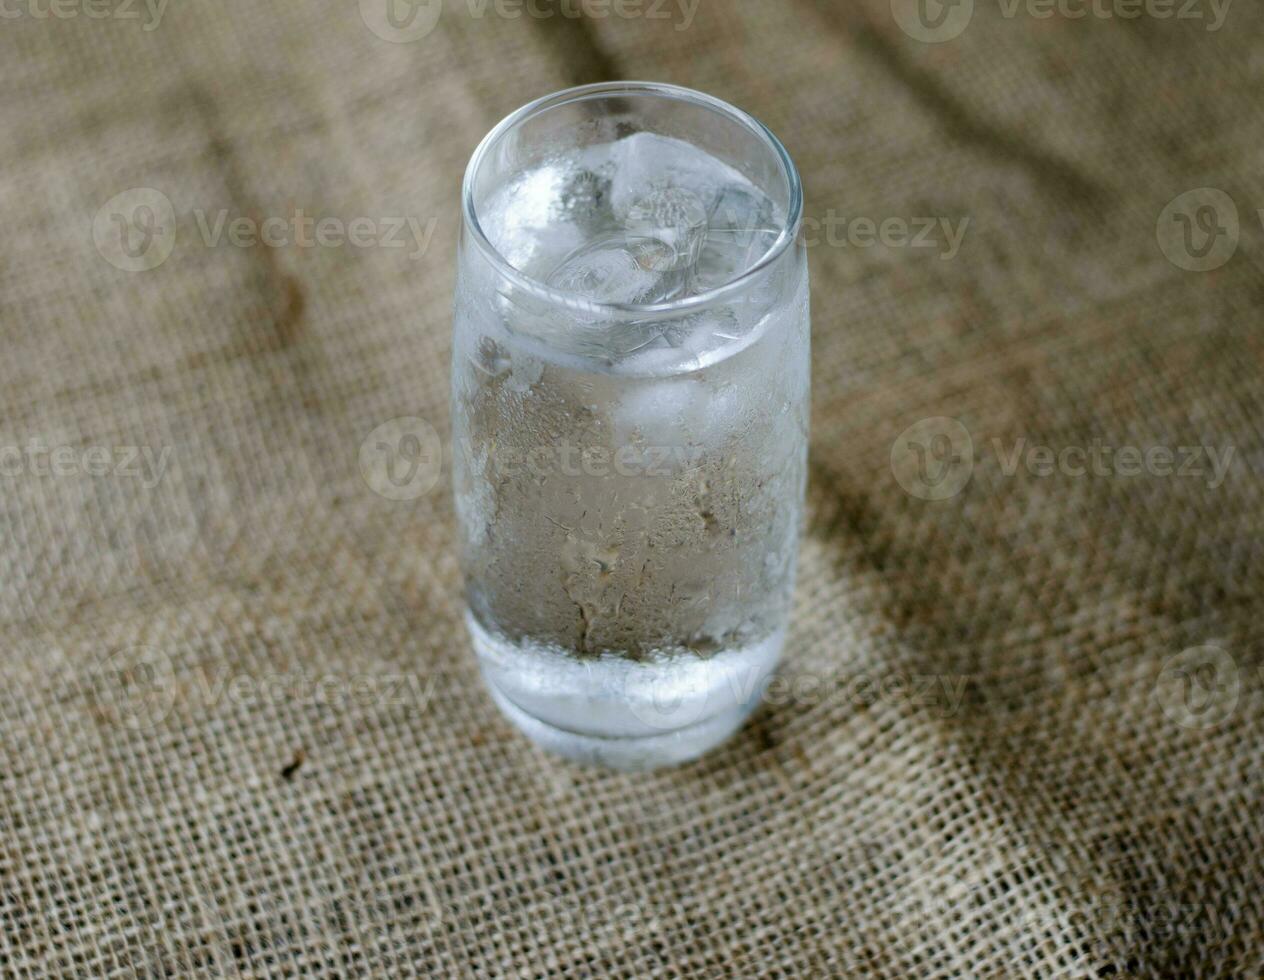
(460, 81, 804, 318)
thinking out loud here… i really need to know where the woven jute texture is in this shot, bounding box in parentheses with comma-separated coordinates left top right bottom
(2, 0, 1262, 976)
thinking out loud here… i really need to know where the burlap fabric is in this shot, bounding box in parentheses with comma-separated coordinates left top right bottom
(2, 0, 1260, 975)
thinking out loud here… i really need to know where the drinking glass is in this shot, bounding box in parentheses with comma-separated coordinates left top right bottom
(452, 82, 808, 769)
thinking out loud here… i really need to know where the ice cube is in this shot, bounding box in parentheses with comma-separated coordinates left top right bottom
(695, 184, 780, 288)
(708, 184, 776, 237)
(613, 338, 695, 379)
(556, 167, 614, 233)
(611, 375, 704, 446)
(607, 132, 726, 218)
(610, 369, 744, 449)
(624, 186, 709, 273)
(685, 305, 747, 343)
(659, 309, 742, 364)
(471, 335, 512, 377)
(547, 235, 681, 306)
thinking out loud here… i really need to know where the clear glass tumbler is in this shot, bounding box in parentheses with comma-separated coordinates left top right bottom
(452, 82, 808, 769)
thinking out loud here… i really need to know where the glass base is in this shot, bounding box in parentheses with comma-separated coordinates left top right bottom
(484, 679, 760, 771)
(466, 611, 782, 771)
